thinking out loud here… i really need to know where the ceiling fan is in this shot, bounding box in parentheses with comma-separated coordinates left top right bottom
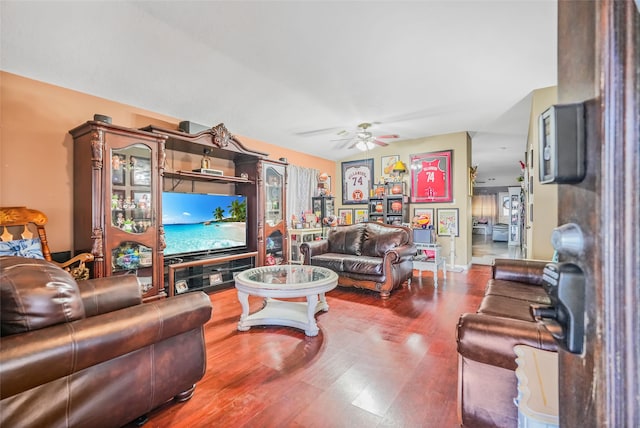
(332, 122, 399, 150)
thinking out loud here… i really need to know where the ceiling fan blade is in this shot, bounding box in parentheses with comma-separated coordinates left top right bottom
(376, 134, 399, 139)
(294, 126, 342, 137)
(336, 139, 354, 149)
(373, 139, 389, 147)
(347, 140, 360, 149)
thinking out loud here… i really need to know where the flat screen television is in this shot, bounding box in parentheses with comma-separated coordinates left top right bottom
(162, 192, 248, 257)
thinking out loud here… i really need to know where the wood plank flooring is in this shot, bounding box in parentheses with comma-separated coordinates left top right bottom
(130, 265, 490, 428)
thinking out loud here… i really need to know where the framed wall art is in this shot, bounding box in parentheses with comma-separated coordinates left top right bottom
(436, 208, 459, 237)
(413, 208, 434, 227)
(381, 155, 399, 176)
(338, 208, 353, 225)
(354, 208, 369, 223)
(410, 150, 453, 203)
(342, 158, 374, 205)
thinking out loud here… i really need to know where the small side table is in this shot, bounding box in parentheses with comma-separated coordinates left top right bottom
(412, 243, 446, 287)
(513, 345, 559, 428)
(288, 228, 323, 264)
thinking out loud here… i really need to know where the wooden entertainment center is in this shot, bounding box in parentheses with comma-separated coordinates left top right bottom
(70, 120, 288, 300)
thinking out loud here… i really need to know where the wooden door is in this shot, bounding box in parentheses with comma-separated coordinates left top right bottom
(557, 2, 639, 426)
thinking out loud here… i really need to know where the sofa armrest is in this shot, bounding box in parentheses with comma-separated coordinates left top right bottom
(384, 243, 417, 263)
(79, 274, 142, 317)
(300, 239, 329, 264)
(492, 258, 549, 286)
(456, 313, 557, 370)
(0, 291, 212, 400)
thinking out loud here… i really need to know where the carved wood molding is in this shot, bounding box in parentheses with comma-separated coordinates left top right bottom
(209, 123, 234, 148)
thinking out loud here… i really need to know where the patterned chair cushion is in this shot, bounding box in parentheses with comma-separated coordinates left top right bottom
(0, 238, 45, 259)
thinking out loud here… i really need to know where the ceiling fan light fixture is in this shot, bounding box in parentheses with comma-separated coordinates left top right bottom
(356, 141, 375, 151)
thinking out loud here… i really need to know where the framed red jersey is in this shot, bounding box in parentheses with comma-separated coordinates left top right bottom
(410, 150, 453, 203)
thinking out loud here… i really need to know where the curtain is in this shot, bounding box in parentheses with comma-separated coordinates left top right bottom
(286, 165, 318, 225)
(471, 194, 497, 224)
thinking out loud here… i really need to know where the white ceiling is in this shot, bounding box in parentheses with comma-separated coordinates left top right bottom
(1, 1, 557, 187)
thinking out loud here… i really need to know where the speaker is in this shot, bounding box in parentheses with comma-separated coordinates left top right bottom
(179, 121, 209, 134)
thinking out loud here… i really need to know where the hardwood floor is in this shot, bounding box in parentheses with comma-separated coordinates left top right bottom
(132, 266, 490, 428)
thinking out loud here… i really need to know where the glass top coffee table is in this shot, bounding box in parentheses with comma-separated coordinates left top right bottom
(234, 264, 338, 336)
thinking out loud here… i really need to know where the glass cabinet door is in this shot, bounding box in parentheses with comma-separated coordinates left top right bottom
(265, 165, 284, 227)
(109, 143, 155, 288)
(110, 144, 153, 231)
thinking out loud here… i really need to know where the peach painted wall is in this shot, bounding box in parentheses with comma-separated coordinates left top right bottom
(0, 72, 335, 252)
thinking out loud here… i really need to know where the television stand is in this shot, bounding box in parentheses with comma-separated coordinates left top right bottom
(165, 251, 257, 297)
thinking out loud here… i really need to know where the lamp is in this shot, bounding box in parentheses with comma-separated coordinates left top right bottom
(392, 160, 407, 180)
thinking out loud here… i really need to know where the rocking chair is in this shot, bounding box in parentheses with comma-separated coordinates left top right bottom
(0, 206, 93, 280)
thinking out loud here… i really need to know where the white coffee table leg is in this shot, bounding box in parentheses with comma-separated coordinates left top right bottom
(237, 290, 251, 331)
(305, 294, 320, 336)
(318, 292, 329, 312)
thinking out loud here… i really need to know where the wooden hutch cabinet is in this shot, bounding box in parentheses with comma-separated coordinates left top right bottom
(144, 123, 283, 292)
(69, 121, 168, 301)
(72, 120, 287, 298)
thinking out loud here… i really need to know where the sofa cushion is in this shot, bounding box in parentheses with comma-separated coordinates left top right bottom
(477, 295, 542, 322)
(0, 256, 85, 336)
(327, 223, 364, 255)
(343, 255, 384, 276)
(309, 253, 345, 272)
(361, 223, 408, 257)
(485, 280, 551, 304)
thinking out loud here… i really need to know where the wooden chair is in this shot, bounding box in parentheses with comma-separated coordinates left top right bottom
(0, 206, 93, 280)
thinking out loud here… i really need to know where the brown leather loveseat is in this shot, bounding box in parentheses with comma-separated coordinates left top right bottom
(457, 259, 557, 428)
(455, 258, 558, 428)
(300, 222, 416, 298)
(0, 256, 212, 428)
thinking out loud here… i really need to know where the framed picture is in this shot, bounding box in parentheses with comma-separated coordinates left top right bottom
(209, 272, 223, 285)
(132, 191, 151, 209)
(436, 208, 459, 237)
(130, 156, 151, 186)
(111, 153, 126, 185)
(354, 208, 369, 223)
(342, 158, 374, 205)
(338, 208, 353, 225)
(410, 150, 453, 203)
(413, 208, 434, 227)
(381, 155, 399, 176)
(175, 280, 189, 294)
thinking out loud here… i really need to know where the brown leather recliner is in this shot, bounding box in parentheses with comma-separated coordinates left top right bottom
(456, 258, 558, 428)
(300, 222, 417, 298)
(0, 256, 212, 428)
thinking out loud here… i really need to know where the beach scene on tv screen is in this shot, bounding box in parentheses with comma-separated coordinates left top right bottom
(162, 192, 247, 256)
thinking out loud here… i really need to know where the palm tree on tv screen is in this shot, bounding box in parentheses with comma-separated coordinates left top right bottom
(213, 207, 225, 222)
(229, 200, 246, 221)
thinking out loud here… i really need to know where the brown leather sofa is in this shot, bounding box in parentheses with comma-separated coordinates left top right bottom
(0, 256, 212, 428)
(456, 258, 558, 428)
(300, 222, 416, 298)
